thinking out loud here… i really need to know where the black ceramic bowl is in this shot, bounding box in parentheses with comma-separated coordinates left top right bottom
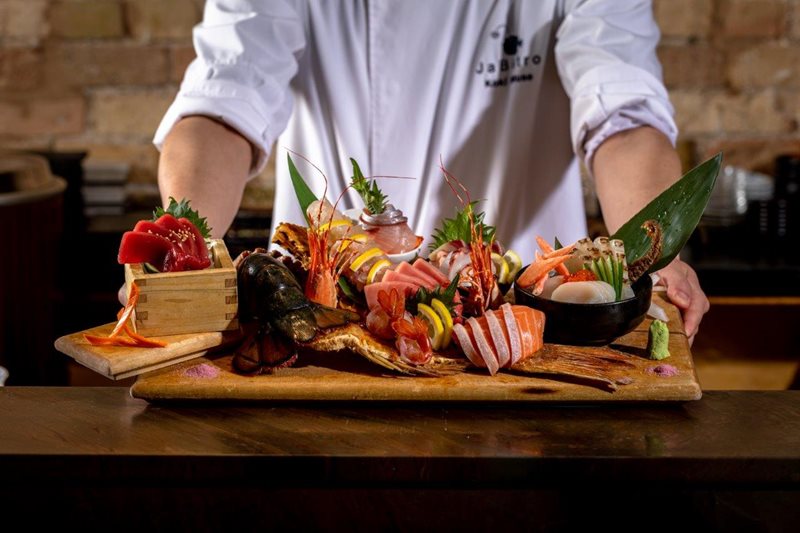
(513, 270, 652, 346)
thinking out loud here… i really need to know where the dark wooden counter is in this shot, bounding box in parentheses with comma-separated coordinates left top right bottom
(1, 388, 798, 530)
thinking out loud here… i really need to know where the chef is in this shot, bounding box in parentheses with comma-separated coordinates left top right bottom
(152, 0, 710, 342)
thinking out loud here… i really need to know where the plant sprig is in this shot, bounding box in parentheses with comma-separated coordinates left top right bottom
(153, 197, 211, 239)
(407, 277, 459, 315)
(429, 201, 496, 251)
(350, 158, 388, 215)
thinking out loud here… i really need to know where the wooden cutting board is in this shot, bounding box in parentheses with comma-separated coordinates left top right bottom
(131, 294, 702, 402)
(55, 324, 240, 380)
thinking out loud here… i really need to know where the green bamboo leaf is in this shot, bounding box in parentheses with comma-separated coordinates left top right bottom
(287, 154, 318, 223)
(611, 153, 722, 273)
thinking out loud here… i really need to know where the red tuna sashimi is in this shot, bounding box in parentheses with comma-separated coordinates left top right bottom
(396, 261, 438, 289)
(179, 217, 211, 266)
(414, 258, 450, 286)
(452, 323, 485, 369)
(467, 317, 500, 376)
(117, 231, 172, 264)
(364, 281, 419, 310)
(119, 213, 211, 272)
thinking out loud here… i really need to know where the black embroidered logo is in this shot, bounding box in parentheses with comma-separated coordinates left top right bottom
(503, 35, 522, 55)
(475, 24, 540, 88)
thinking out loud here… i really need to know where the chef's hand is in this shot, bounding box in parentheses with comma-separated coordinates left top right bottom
(118, 284, 126, 306)
(656, 257, 710, 345)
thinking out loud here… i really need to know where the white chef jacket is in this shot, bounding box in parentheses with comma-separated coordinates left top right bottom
(155, 0, 677, 262)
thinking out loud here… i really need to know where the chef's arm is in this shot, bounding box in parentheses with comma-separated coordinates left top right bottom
(592, 125, 710, 343)
(158, 115, 253, 239)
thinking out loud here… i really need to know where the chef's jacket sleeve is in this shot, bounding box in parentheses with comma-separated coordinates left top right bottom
(153, 0, 305, 176)
(555, 0, 677, 171)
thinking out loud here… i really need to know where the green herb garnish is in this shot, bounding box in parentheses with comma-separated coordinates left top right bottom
(429, 201, 496, 251)
(407, 278, 459, 315)
(153, 197, 211, 239)
(350, 158, 388, 215)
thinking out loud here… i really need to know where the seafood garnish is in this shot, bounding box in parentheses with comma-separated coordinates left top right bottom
(233, 251, 359, 373)
(366, 288, 433, 365)
(432, 163, 502, 315)
(627, 220, 663, 283)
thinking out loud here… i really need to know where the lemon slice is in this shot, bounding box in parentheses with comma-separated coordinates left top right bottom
(503, 249, 523, 282)
(430, 298, 453, 348)
(350, 247, 384, 272)
(491, 252, 510, 284)
(317, 219, 351, 233)
(337, 233, 370, 252)
(367, 258, 391, 284)
(417, 303, 444, 351)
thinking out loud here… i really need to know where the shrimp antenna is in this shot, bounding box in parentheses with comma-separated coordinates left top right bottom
(439, 155, 471, 208)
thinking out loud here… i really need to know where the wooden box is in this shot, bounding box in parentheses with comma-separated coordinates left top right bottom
(124, 239, 239, 336)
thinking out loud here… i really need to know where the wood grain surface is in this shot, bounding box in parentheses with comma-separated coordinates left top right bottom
(131, 294, 701, 402)
(54, 324, 241, 380)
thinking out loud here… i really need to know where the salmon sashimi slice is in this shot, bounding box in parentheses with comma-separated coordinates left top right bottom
(485, 310, 510, 368)
(501, 303, 523, 365)
(453, 323, 484, 368)
(467, 317, 500, 376)
(414, 258, 450, 286)
(511, 305, 545, 361)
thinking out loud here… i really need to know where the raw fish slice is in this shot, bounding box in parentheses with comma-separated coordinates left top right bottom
(550, 280, 616, 304)
(383, 269, 426, 289)
(414, 258, 450, 286)
(511, 306, 545, 361)
(397, 261, 438, 288)
(539, 275, 565, 299)
(485, 310, 510, 368)
(501, 303, 523, 365)
(453, 323, 484, 368)
(467, 317, 500, 376)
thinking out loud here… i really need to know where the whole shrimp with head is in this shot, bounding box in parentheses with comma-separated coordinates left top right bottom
(427, 163, 505, 316)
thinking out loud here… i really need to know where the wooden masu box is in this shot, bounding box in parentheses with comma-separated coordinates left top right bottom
(124, 239, 239, 336)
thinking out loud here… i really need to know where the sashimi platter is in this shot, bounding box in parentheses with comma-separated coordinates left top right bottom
(56, 153, 722, 402)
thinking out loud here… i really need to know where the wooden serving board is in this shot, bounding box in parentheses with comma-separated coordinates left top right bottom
(55, 324, 240, 380)
(131, 294, 702, 402)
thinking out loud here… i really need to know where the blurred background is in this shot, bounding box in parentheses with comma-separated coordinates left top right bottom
(0, 0, 797, 389)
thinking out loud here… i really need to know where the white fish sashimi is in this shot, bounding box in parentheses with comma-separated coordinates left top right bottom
(539, 275, 565, 299)
(550, 280, 616, 304)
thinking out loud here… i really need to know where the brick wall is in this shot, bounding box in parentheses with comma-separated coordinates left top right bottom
(0, 0, 798, 206)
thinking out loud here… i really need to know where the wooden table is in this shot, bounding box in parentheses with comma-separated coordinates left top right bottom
(1, 388, 798, 530)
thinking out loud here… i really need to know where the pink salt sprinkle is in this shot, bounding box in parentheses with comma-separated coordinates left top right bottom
(182, 363, 220, 379)
(647, 364, 679, 377)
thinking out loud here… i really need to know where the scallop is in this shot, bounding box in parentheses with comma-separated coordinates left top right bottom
(550, 280, 616, 304)
(539, 274, 565, 299)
